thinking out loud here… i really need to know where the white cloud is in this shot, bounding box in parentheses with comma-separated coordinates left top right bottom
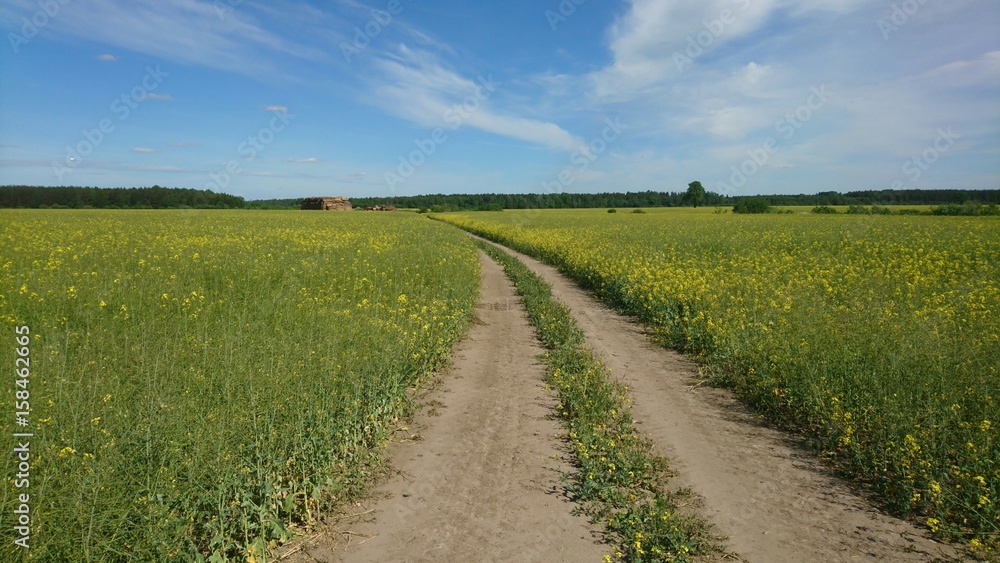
(145, 93, 173, 101)
(587, 0, 874, 102)
(683, 106, 773, 140)
(265, 105, 288, 112)
(97, 54, 116, 61)
(288, 158, 322, 164)
(730, 62, 776, 96)
(0, 0, 330, 76)
(369, 46, 584, 152)
(589, 0, 781, 101)
(131, 147, 156, 153)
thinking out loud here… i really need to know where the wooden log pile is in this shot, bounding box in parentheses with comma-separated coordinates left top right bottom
(301, 197, 352, 211)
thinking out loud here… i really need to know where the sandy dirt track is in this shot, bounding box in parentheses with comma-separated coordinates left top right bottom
(473, 236, 959, 563)
(285, 251, 604, 562)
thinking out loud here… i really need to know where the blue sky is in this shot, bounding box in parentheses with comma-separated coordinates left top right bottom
(0, 0, 998, 200)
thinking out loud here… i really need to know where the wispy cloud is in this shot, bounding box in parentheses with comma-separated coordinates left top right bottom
(288, 157, 322, 164)
(265, 105, 288, 112)
(131, 147, 157, 153)
(167, 142, 198, 148)
(97, 53, 116, 61)
(588, 0, 868, 102)
(0, 0, 329, 76)
(368, 45, 584, 152)
(145, 93, 173, 101)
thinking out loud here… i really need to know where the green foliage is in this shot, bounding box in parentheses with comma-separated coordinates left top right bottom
(632, 209, 647, 214)
(5, 186, 1000, 212)
(0, 185, 245, 209)
(933, 202, 1000, 216)
(349, 189, 1000, 212)
(0, 211, 480, 560)
(811, 206, 838, 214)
(477, 241, 720, 562)
(847, 204, 892, 215)
(608, 208, 618, 214)
(439, 209, 1000, 552)
(683, 181, 706, 208)
(733, 197, 771, 214)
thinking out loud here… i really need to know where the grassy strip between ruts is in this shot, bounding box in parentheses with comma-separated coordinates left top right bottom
(475, 240, 722, 563)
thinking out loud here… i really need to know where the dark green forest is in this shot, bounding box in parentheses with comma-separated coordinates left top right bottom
(2, 185, 998, 211)
(0, 185, 244, 209)
(351, 188, 1000, 210)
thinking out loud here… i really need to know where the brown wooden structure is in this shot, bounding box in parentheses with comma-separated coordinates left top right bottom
(301, 196, 352, 211)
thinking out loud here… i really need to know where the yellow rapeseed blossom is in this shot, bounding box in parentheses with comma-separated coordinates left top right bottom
(438, 208, 999, 548)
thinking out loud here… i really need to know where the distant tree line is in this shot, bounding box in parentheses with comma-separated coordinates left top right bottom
(353, 191, 729, 211)
(782, 189, 1000, 206)
(2, 186, 997, 211)
(351, 188, 1000, 211)
(244, 198, 300, 209)
(0, 186, 244, 209)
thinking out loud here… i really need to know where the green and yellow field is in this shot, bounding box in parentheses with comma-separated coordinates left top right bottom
(437, 208, 999, 548)
(0, 210, 479, 560)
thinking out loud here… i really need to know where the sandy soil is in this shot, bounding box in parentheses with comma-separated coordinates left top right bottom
(473, 236, 960, 563)
(284, 251, 605, 562)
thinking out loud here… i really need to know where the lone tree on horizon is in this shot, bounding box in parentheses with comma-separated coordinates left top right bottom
(684, 181, 706, 208)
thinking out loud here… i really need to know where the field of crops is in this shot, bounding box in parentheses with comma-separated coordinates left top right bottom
(437, 208, 999, 549)
(0, 210, 479, 560)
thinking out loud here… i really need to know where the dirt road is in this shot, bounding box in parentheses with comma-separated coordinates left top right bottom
(286, 251, 604, 562)
(474, 236, 958, 563)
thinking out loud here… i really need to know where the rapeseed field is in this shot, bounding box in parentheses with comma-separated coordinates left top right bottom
(439, 208, 998, 552)
(0, 210, 479, 560)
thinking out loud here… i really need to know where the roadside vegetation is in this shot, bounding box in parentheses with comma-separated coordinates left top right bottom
(440, 209, 999, 557)
(476, 240, 721, 562)
(0, 210, 479, 560)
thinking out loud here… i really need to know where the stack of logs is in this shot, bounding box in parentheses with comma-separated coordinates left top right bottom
(301, 197, 352, 211)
